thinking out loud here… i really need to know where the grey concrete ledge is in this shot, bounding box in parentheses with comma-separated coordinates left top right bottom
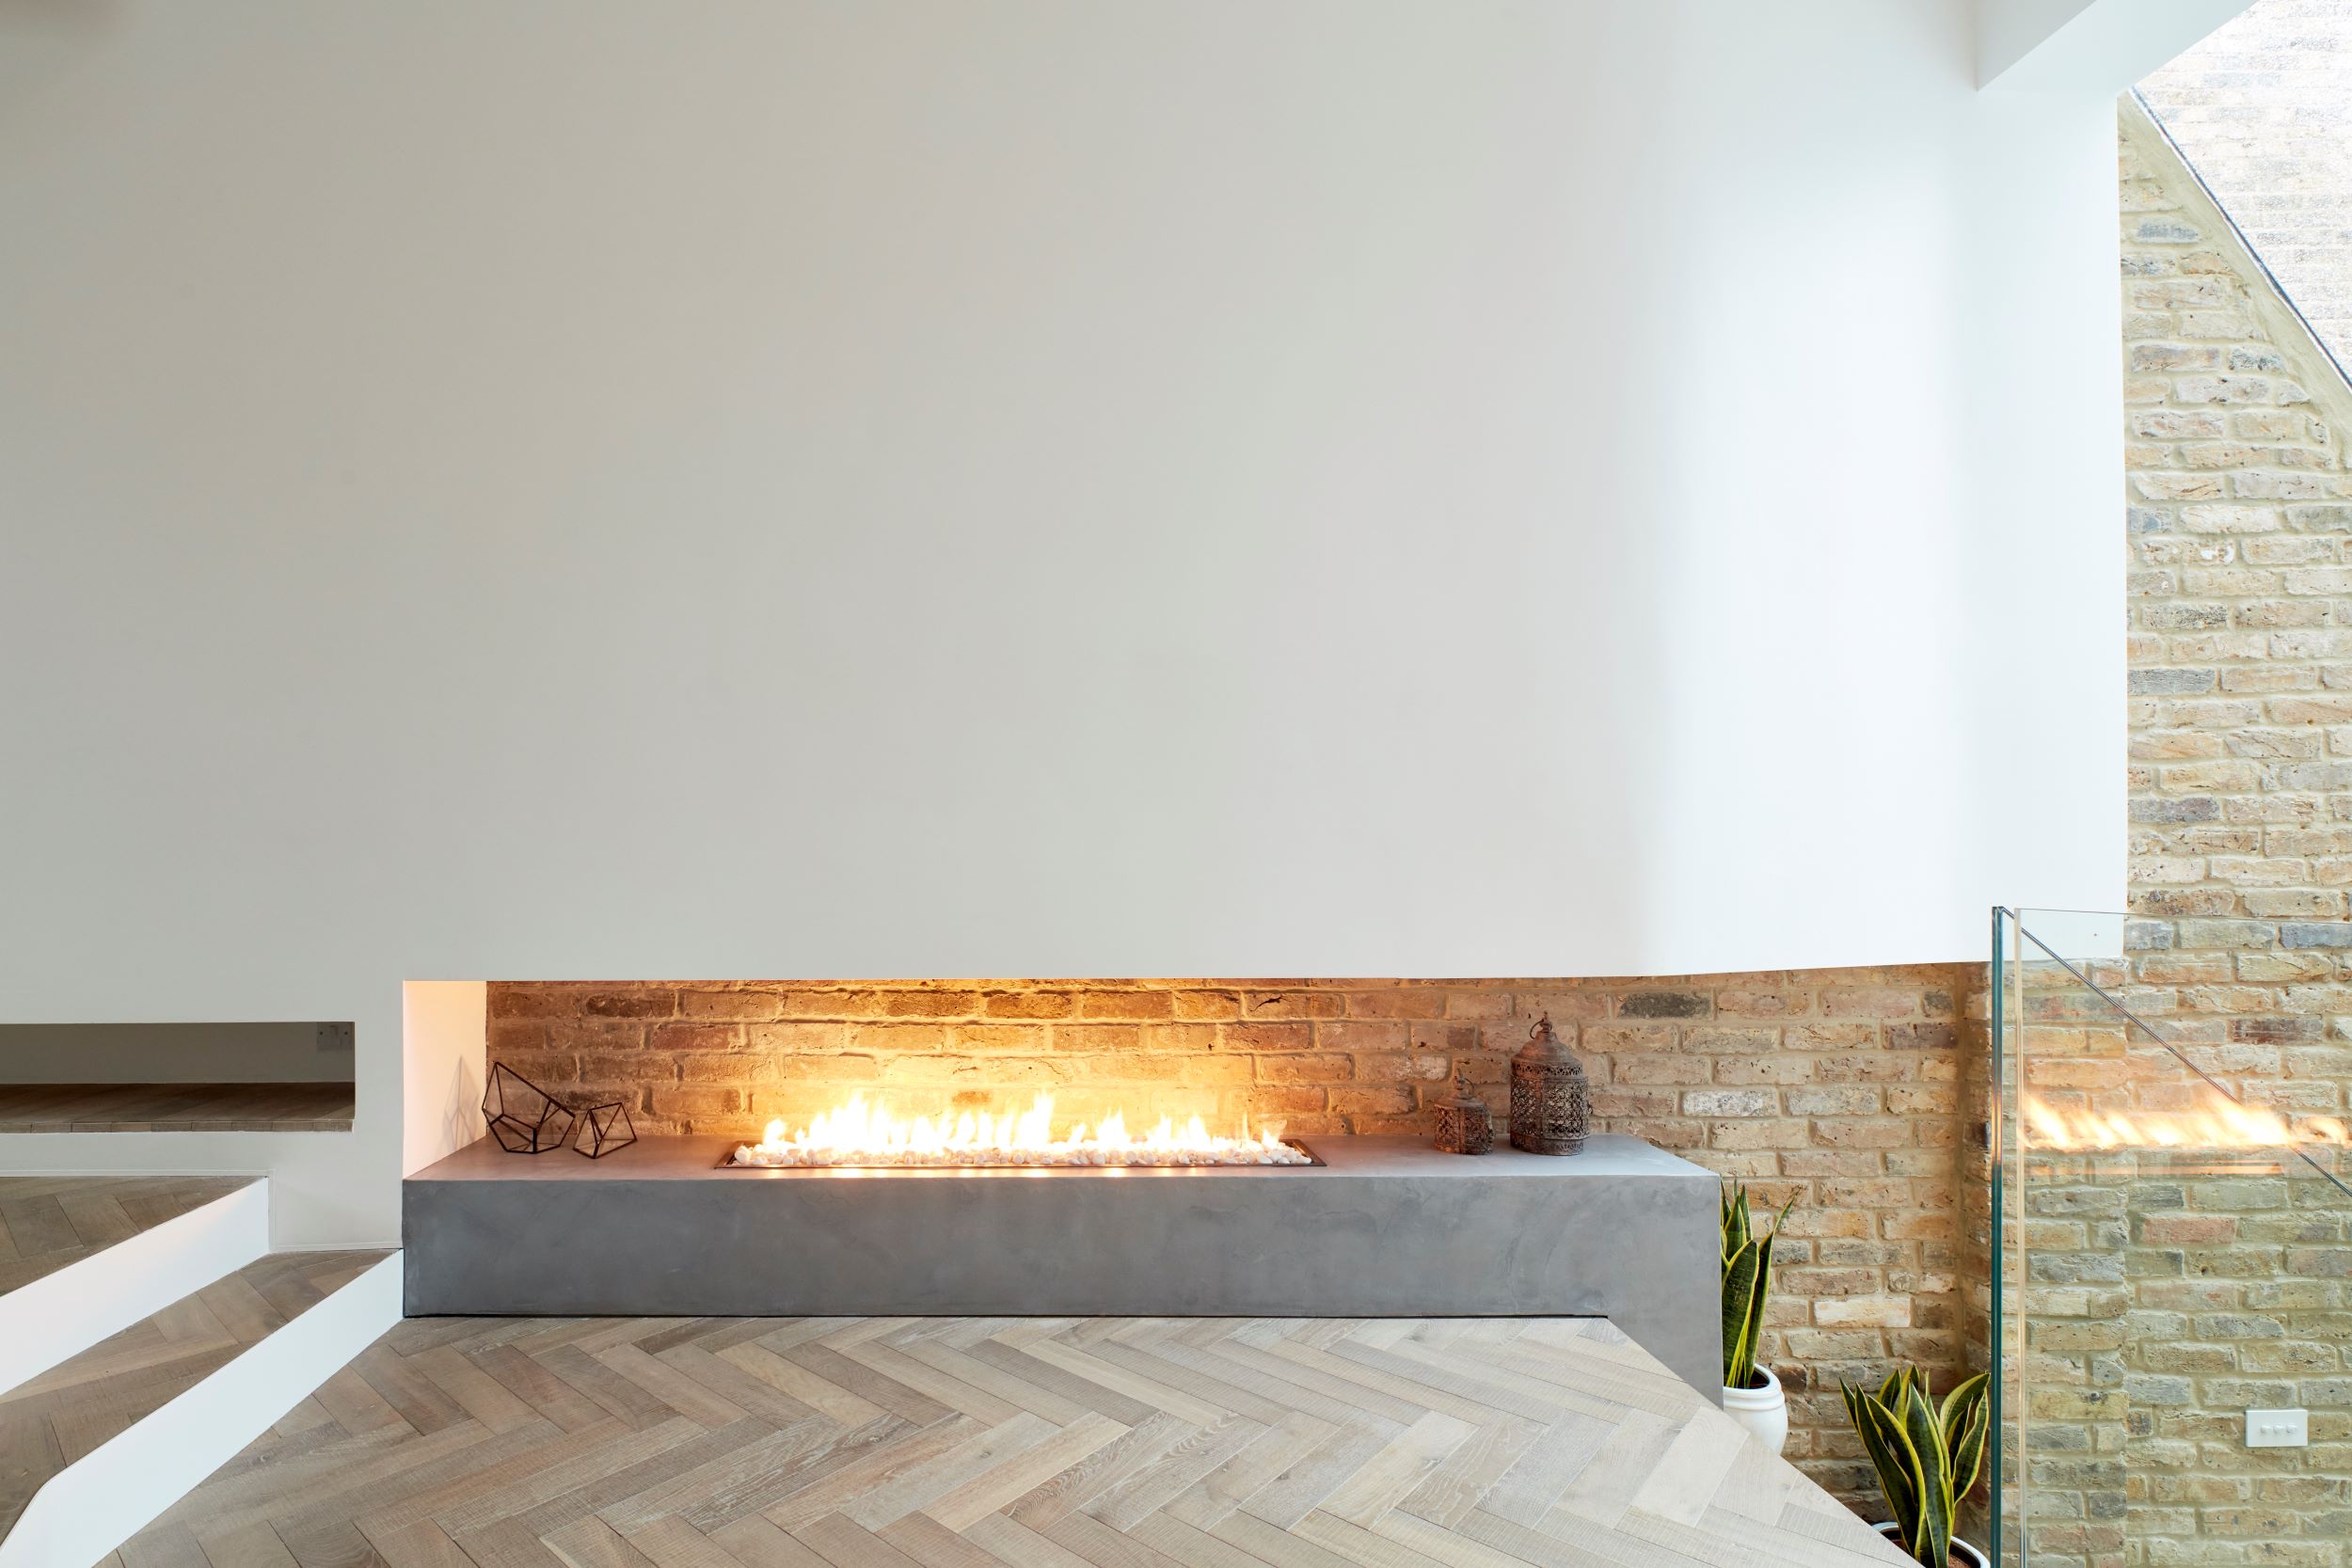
(404, 1132, 1720, 1396)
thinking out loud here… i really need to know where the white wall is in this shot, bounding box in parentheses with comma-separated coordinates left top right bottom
(0, 1, 2129, 1241)
(402, 983, 484, 1178)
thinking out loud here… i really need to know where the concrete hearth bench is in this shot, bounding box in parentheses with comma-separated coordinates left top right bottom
(403, 1132, 1719, 1396)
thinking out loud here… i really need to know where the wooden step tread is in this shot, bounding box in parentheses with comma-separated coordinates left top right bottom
(0, 1084, 353, 1133)
(0, 1247, 389, 1542)
(0, 1176, 254, 1299)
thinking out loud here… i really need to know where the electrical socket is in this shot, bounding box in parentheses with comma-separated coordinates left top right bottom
(2247, 1408, 2308, 1449)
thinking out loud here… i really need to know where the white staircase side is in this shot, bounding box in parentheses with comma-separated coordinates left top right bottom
(0, 1179, 268, 1400)
(0, 1250, 403, 1568)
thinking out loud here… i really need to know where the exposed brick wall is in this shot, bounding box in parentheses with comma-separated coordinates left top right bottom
(2141, 0, 2352, 375)
(2122, 112, 2352, 936)
(487, 968, 1979, 1509)
(1993, 99, 2352, 1568)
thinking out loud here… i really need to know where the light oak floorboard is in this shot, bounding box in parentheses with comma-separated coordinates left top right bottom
(106, 1318, 1908, 1568)
(0, 1175, 253, 1296)
(0, 1083, 354, 1134)
(0, 1247, 388, 1545)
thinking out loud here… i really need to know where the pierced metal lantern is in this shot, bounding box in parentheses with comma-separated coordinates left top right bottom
(1509, 1014, 1589, 1155)
(1433, 1071, 1493, 1156)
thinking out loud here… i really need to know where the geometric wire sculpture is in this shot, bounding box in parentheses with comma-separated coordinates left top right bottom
(573, 1100, 637, 1160)
(483, 1061, 578, 1155)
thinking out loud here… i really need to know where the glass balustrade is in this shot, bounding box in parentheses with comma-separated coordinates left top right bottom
(1991, 908, 2351, 1568)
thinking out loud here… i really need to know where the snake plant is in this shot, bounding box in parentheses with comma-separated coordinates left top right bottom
(1841, 1367, 1992, 1567)
(1720, 1183, 1792, 1389)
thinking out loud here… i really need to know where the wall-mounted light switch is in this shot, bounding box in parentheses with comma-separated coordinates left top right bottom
(2248, 1409, 2308, 1449)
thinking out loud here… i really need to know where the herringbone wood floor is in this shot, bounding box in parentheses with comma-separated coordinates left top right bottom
(103, 1315, 1907, 1568)
(1, 1247, 389, 1543)
(0, 1175, 253, 1297)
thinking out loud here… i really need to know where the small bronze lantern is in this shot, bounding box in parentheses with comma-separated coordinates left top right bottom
(1432, 1071, 1493, 1156)
(1510, 1014, 1589, 1155)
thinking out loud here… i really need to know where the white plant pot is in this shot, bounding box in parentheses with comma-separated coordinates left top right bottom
(1871, 1522, 1991, 1567)
(1722, 1363, 1788, 1454)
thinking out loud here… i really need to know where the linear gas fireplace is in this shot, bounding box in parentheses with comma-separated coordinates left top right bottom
(404, 978, 1726, 1398)
(723, 1092, 1316, 1168)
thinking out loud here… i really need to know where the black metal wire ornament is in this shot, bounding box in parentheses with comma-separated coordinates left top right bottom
(483, 1062, 578, 1154)
(574, 1100, 638, 1159)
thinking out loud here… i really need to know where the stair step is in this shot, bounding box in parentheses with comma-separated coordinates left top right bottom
(0, 1084, 353, 1133)
(0, 1178, 269, 1401)
(0, 1177, 253, 1299)
(0, 1248, 399, 1566)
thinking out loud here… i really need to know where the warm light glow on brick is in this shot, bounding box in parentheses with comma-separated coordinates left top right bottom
(2023, 1092, 2349, 1152)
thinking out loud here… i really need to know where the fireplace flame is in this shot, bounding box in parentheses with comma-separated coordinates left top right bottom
(728, 1091, 1312, 1167)
(2023, 1092, 2351, 1152)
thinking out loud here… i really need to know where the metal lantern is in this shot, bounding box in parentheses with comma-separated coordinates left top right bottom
(1432, 1070, 1493, 1156)
(1509, 1013, 1589, 1155)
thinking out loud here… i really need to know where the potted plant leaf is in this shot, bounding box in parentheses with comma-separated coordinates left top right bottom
(1720, 1183, 1794, 1451)
(1840, 1366, 1992, 1568)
